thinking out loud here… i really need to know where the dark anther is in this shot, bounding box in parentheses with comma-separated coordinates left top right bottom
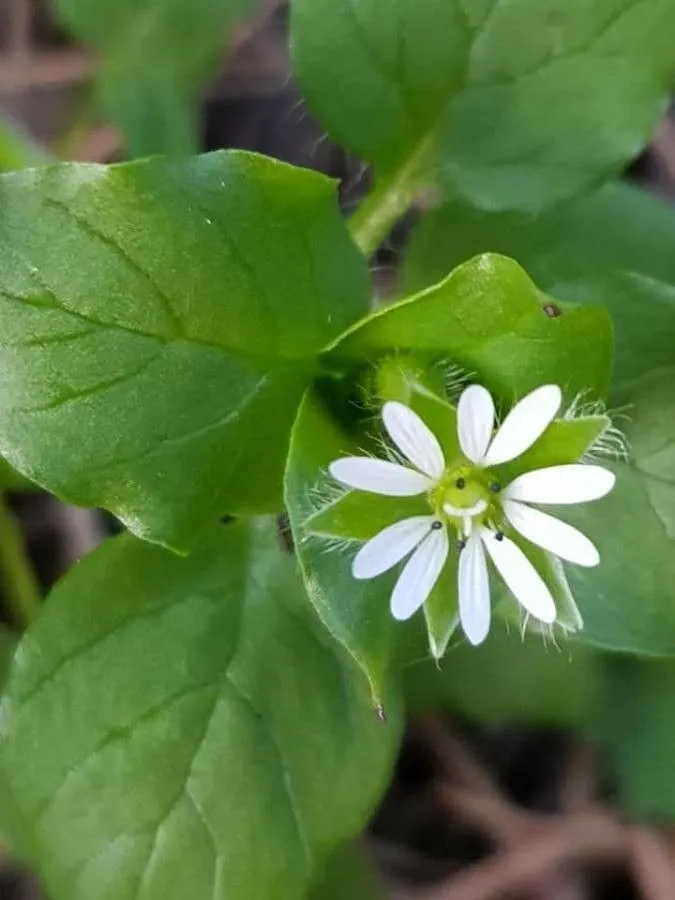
(457, 538, 467, 551)
(455, 477, 466, 489)
(489, 481, 501, 493)
(495, 531, 505, 542)
(431, 520, 443, 531)
(543, 302, 562, 318)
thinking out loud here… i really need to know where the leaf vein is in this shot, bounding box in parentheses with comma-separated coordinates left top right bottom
(43, 194, 184, 337)
(13, 590, 201, 709)
(13, 345, 165, 415)
(222, 673, 314, 870)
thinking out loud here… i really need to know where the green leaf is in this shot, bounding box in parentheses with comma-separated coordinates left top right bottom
(599, 657, 675, 820)
(310, 844, 384, 900)
(285, 389, 398, 706)
(402, 181, 675, 397)
(564, 369, 675, 657)
(0, 151, 369, 551)
(406, 630, 599, 728)
(0, 519, 401, 900)
(404, 183, 675, 658)
(53, 0, 259, 155)
(328, 253, 613, 402)
(291, 0, 675, 213)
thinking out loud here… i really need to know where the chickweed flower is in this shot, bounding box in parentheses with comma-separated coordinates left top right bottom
(328, 384, 615, 646)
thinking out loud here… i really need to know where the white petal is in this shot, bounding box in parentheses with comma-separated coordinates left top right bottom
(504, 464, 616, 505)
(480, 527, 557, 624)
(329, 457, 432, 496)
(483, 385, 562, 467)
(382, 401, 445, 479)
(390, 525, 449, 621)
(458, 532, 491, 646)
(352, 516, 436, 580)
(502, 499, 600, 567)
(457, 385, 495, 464)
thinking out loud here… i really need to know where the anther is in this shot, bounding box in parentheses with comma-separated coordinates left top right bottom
(455, 477, 466, 489)
(495, 531, 505, 542)
(457, 538, 467, 551)
(431, 520, 443, 531)
(489, 482, 501, 493)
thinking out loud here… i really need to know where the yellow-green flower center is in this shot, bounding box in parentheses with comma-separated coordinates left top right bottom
(428, 464, 503, 536)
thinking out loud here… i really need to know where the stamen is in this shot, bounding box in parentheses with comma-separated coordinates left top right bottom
(495, 531, 505, 542)
(457, 538, 467, 551)
(455, 477, 466, 489)
(430, 520, 443, 531)
(489, 481, 501, 493)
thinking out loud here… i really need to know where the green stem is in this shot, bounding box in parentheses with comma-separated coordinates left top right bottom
(0, 494, 40, 629)
(348, 139, 432, 258)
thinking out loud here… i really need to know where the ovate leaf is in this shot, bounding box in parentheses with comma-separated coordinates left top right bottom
(0, 151, 369, 550)
(0, 520, 401, 900)
(53, 0, 260, 155)
(327, 254, 613, 402)
(291, 0, 675, 212)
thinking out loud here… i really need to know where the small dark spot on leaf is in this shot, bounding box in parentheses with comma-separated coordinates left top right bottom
(543, 303, 562, 318)
(456, 477, 466, 489)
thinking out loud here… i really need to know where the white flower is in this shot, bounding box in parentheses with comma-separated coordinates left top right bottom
(328, 384, 615, 647)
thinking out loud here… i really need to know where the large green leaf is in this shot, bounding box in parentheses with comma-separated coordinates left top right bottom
(53, 0, 258, 155)
(327, 253, 613, 402)
(0, 151, 369, 551)
(291, 0, 675, 214)
(0, 519, 401, 900)
(404, 183, 675, 658)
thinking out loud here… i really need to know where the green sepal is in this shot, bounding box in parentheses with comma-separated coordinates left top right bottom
(423, 553, 460, 660)
(498, 414, 613, 482)
(306, 492, 426, 543)
(494, 532, 583, 636)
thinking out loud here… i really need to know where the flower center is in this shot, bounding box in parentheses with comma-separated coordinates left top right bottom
(429, 465, 503, 537)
